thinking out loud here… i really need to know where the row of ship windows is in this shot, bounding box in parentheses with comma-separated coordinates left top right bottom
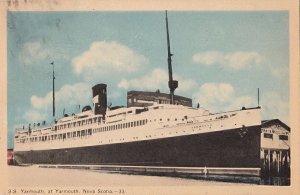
(55, 116, 192, 132)
(17, 129, 93, 143)
(16, 119, 148, 144)
(93, 119, 148, 133)
(55, 117, 102, 131)
(192, 124, 212, 129)
(149, 117, 187, 123)
(17, 125, 205, 144)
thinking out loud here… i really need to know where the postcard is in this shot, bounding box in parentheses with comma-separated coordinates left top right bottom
(1, 0, 299, 194)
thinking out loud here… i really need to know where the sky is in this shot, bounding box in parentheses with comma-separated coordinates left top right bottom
(7, 11, 289, 148)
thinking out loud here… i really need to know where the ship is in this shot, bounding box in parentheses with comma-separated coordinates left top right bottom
(13, 11, 262, 170)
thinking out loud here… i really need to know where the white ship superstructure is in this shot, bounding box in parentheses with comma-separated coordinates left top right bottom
(14, 102, 261, 152)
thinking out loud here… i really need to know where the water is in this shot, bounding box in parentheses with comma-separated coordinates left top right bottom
(113, 170, 290, 186)
(8, 165, 290, 186)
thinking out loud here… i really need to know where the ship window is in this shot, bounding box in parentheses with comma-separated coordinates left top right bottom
(73, 132, 76, 137)
(131, 122, 133, 127)
(77, 131, 80, 137)
(134, 121, 137, 126)
(63, 133, 66, 140)
(81, 130, 85, 136)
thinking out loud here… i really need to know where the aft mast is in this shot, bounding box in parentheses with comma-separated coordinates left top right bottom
(51, 62, 55, 117)
(165, 11, 178, 105)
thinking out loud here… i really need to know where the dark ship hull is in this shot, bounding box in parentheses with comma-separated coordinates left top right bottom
(14, 125, 261, 168)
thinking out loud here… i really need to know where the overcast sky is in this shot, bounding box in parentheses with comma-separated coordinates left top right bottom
(7, 11, 289, 148)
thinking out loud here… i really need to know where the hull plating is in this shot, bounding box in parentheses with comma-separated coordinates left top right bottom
(14, 126, 261, 168)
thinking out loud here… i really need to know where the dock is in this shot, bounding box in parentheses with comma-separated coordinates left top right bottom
(37, 164, 261, 177)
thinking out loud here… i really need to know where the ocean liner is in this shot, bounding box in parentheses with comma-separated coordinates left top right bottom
(13, 12, 262, 169)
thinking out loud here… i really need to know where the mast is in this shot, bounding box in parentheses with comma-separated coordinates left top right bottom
(165, 10, 178, 104)
(257, 88, 260, 107)
(51, 62, 55, 117)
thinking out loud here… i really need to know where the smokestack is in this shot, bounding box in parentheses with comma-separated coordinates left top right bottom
(92, 84, 107, 116)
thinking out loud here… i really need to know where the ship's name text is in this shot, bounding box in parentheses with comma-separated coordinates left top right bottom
(9, 188, 124, 194)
